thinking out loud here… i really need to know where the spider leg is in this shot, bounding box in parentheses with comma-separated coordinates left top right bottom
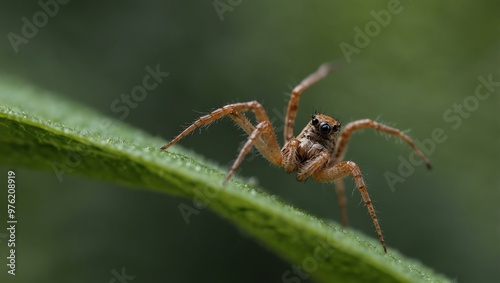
(228, 111, 279, 165)
(228, 111, 257, 136)
(330, 119, 432, 169)
(282, 138, 300, 173)
(313, 161, 387, 253)
(284, 62, 341, 143)
(162, 101, 281, 161)
(224, 121, 276, 184)
(295, 150, 329, 182)
(161, 102, 284, 183)
(334, 179, 348, 227)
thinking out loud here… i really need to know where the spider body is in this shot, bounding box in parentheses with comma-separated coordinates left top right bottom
(285, 114, 341, 180)
(161, 62, 431, 253)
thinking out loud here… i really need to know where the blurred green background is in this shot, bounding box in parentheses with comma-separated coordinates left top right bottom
(0, 1, 499, 282)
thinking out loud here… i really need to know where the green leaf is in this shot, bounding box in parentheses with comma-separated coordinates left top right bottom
(0, 79, 450, 283)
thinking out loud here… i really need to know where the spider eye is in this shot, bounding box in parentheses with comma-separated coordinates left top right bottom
(311, 117, 319, 126)
(332, 124, 340, 133)
(320, 124, 330, 133)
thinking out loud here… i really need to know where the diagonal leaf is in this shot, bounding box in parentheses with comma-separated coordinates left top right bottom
(0, 79, 451, 283)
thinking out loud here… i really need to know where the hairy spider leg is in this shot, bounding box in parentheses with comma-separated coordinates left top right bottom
(313, 160, 387, 253)
(161, 102, 283, 183)
(228, 111, 280, 165)
(334, 179, 348, 227)
(284, 62, 341, 143)
(330, 119, 432, 169)
(223, 121, 277, 184)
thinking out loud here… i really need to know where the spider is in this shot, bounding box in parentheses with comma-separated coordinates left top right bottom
(161, 62, 431, 253)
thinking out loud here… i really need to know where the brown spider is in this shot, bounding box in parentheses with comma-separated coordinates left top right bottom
(161, 62, 431, 253)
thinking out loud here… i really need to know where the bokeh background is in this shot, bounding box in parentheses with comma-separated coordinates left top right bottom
(0, 1, 499, 282)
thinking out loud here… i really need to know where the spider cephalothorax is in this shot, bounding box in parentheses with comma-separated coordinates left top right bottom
(291, 115, 341, 169)
(161, 62, 431, 253)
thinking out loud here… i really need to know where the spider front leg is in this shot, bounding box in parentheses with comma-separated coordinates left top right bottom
(161, 101, 283, 184)
(223, 120, 280, 184)
(295, 150, 330, 181)
(161, 101, 281, 156)
(228, 111, 280, 166)
(330, 119, 432, 169)
(282, 138, 300, 173)
(284, 62, 341, 142)
(313, 161, 387, 253)
(162, 101, 269, 150)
